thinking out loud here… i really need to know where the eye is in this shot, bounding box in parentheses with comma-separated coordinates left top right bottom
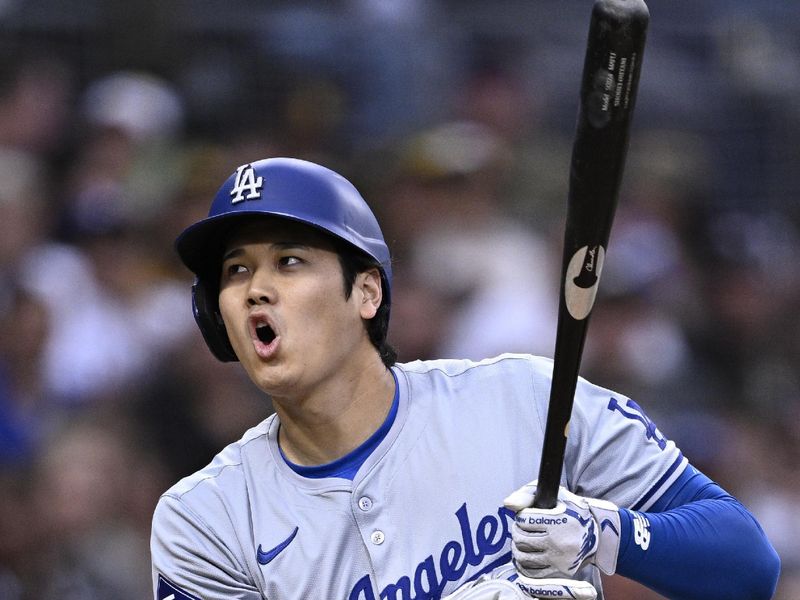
(225, 263, 249, 277)
(278, 256, 302, 267)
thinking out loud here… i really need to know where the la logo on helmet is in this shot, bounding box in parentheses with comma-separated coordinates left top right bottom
(230, 164, 264, 204)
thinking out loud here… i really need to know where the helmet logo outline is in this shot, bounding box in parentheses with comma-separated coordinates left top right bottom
(230, 164, 264, 204)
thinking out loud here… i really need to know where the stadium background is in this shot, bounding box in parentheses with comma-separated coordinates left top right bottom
(0, 0, 798, 597)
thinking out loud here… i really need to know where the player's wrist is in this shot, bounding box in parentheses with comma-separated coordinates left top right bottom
(584, 498, 621, 575)
(614, 508, 637, 567)
(614, 507, 655, 575)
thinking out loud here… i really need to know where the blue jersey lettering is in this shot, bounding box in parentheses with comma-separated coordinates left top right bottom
(607, 397, 667, 450)
(349, 504, 514, 600)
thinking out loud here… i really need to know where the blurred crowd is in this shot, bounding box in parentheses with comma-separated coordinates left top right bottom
(0, 1, 799, 598)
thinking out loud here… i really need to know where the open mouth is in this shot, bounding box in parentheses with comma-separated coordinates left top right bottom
(255, 322, 277, 344)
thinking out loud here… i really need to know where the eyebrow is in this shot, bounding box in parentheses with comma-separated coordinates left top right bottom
(221, 242, 312, 262)
(221, 247, 244, 262)
(273, 242, 312, 251)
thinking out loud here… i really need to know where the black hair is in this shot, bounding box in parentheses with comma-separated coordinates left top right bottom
(334, 242, 397, 367)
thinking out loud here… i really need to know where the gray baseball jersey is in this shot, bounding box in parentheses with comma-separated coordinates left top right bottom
(151, 353, 686, 600)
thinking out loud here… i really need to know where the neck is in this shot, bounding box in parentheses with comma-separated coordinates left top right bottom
(273, 352, 396, 466)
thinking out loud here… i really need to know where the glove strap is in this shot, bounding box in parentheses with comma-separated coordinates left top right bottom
(586, 499, 621, 575)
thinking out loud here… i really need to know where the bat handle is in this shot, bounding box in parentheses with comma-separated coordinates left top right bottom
(533, 378, 575, 508)
(533, 466, 561, 508)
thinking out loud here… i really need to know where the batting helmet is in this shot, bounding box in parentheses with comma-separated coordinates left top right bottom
(175, 157, 392, 362)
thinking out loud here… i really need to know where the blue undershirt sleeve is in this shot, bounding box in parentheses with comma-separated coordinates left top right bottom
(614, 464, 780, 600)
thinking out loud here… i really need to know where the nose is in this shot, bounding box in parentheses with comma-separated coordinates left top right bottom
(246, 269, 275, 306)
(247, 294, 270, 306)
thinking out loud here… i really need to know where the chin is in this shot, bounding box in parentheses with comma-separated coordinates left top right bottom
(247, 362, 295, 397)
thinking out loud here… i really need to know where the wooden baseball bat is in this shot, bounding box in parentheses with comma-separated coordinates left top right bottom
(533, 0, 650, 509)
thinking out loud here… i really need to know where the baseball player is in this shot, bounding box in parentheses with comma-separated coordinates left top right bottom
(151, 158, 780, 600)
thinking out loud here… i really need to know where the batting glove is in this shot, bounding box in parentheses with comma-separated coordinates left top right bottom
(443, 563, 598, 600)
(503, 481, 621, 578)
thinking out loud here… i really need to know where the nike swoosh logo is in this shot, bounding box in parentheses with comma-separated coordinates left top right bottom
(564, 245, 605, 320)
(257, 527, 299, 565)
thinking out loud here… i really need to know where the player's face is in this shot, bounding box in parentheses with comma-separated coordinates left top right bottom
(217, 219, 381, 400)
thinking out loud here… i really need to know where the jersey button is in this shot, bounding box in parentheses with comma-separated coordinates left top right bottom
(370, 530, 385, 545)
(358, 496, 373, 511)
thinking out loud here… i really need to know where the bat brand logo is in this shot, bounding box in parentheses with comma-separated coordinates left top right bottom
(230, 163, 264, 204)
(564, 245, 605, 320)
(584, 247, 597, 272)
(256, 526, 299, 565)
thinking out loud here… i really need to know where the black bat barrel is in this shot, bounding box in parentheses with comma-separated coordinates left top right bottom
(533, 0, 649, 510)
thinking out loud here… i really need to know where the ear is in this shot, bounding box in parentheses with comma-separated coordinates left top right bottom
(356, 268, 383, 320)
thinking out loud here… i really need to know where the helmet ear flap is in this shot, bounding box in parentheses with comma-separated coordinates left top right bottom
(192, 277, 238, 362)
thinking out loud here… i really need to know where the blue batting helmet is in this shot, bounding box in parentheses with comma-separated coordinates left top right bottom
(175, 157, 392, 362)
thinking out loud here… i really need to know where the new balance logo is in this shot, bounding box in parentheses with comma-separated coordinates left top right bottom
(632, 512, 651, 550)
(230, 164, 264, 203)
(516, 583, 567, 597)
